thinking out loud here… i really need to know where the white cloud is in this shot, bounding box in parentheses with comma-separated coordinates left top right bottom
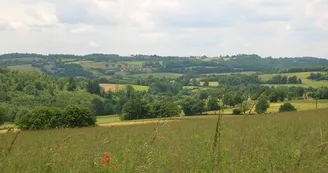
(0, 0, 327, 57)
(88, 41, 99, 48)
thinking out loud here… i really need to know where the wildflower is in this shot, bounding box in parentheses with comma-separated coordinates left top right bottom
(110, 165, 117, 170)
(271, 154, 275, 159)
(102, 153, 111, 165)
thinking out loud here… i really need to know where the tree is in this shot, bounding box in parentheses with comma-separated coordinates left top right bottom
(121, 99, 149, 120)
(15, 83, 24, 91)
(150, 101, 181, 118)
(199, 90, 209, 100)
(91, 98, 104, 115)
(16, 107, 63, 130)
(181, 98, 205, 116)
(255, 97, 270, 114)
(0, 107, 5, 126)
(203, 81, 209, 87)
(125, 85, 135, 99)
(104, 103, 115, 115)
(239, 102, 251, 114)
(63, 105, 96, 128)
(191, 79, 200, 86)
(87, 80, 101, 95)
(279, 103, 297, 112)
(68, 77, 77, 91)
(207, 97, 220, 111)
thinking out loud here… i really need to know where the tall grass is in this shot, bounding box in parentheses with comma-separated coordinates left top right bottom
(1, 109, 328, 172)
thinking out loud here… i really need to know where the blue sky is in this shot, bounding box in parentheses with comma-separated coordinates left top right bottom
(0, 0, 328, 58)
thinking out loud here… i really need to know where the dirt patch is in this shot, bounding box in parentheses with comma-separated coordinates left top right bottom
(0, 129, 20, 134)
(98, 119, 180, 127)
(99, 84, 124, 92)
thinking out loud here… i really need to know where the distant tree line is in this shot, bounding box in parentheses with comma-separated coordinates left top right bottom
(307, 73, 328, 81)
(265, 75, 302, 84)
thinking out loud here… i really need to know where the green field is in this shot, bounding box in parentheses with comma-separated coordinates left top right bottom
(1, 109, 328, 172)
(1, 58, 43, 62)
(127, 72, 183, 79)
(200, 81, 219, 87)
(204, 99, 328, 115)
(7, 64, 41, 72)
(260, 72, 328, 88)
(79, 61, 144, 70)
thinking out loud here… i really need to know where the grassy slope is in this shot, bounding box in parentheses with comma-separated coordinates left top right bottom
(7, 65, 41, 72)
(1, 109, 328, 172)
(127, 73, 183, 79)
(260, 72, 328, 88)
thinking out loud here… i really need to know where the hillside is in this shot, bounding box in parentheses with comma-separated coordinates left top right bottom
(1, 54, 328, 83)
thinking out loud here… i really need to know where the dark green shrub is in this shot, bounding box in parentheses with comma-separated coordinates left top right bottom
(16, 107, 63, 130)
(279, 103, 297, 112)
(149, 101, 181, 118)
(63, 105, 96, 128)
(232, 108, 242, 115)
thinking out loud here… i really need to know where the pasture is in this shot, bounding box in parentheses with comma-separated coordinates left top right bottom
(78, 61, 144, 70)
(7, 65, 41, 72)
(1, 109, 328, 172)
(100, 84, 149, 92)
(127, 72, 183, 79)
(260, 72, 328, 88)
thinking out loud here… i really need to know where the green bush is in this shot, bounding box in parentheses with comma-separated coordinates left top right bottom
(279, 103, 297, 112)
(63, 105, 96, 128)
(232, 108, 242, 115)
(16, 105, 96, 130)
(16, 107, 63, 130)
(121, 99, 149, 120)
(150, 101, 181, 118)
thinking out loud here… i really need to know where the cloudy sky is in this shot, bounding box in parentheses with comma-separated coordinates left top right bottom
(0, 0, 328, 57)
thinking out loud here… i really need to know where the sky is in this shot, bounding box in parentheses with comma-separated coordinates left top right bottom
(0, 0, 328, 58)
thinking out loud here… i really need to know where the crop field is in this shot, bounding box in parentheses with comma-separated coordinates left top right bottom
(7, 65, 41, 72)
(1, 109, 328, 172)
(260, 72, 328, 88)
(100, 84, 149, 92)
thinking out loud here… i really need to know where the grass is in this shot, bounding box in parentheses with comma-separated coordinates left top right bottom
(1, 109, 328, 172)
(260, 72, 328, 88)
(127, 73, 183, 79)
(203, 99, 328, 115)
(96, 115, 121, 124)
(79, 61, 144, 70)
(200, 81, 219, 87)
(7, 65, 41, 72)
(99, 84, 149, 92)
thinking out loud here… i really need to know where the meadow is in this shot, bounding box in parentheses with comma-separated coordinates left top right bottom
(7, 64, 41, 72)
(127, 72, 183, 79)
(260, 72, 328, 88)
(1, 109, 328, 172)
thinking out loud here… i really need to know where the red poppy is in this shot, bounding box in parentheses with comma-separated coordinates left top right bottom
(271, 154, 275, 159)
(101, 153, 111, 165)
(110, 165, 117, 170)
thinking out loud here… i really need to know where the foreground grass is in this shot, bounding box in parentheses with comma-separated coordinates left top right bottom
(1, 109, 328, 172)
